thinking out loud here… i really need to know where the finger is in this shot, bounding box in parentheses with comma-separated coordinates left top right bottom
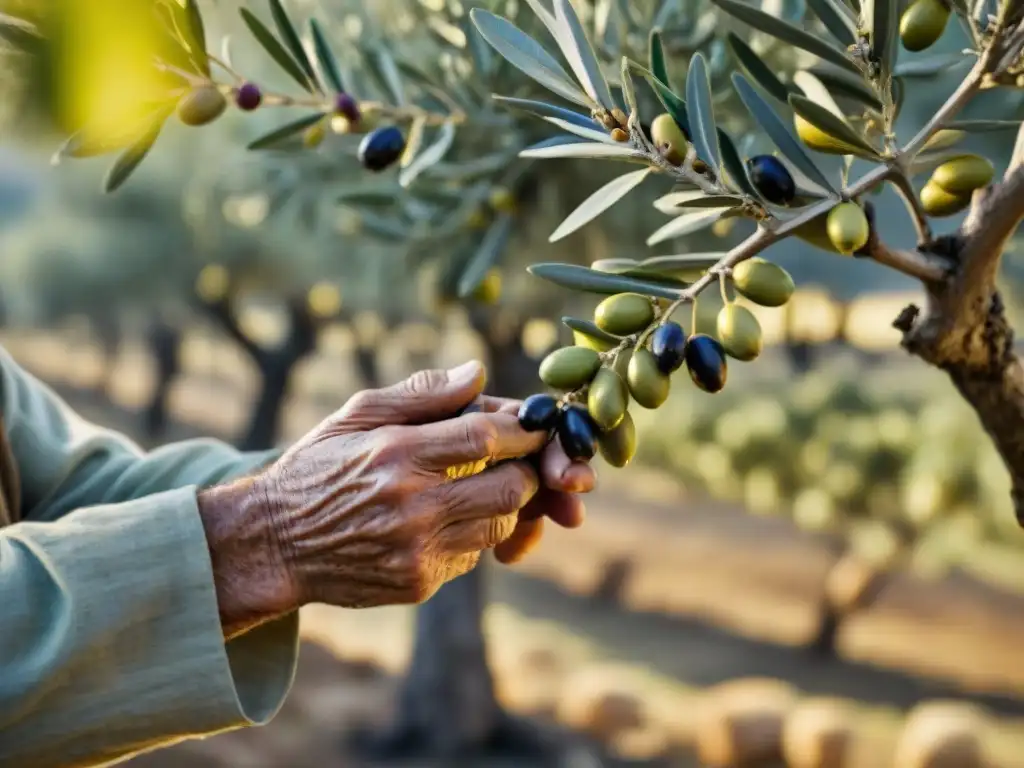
(477, 396, 523, 415)
(412, 412, 548, 470)
(434, 459, 539, 525)
(538, 437, 597, 494)
(335, 361, 487, 431)
(494, 517, 545, 565)
(520, 486, 587, 528)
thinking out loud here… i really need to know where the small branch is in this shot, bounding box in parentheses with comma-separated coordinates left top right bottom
(886, 169, 933, 245)
(861, 233, 952, 282)
(902, 60, 986, 157)
(199, 294, 268, 366)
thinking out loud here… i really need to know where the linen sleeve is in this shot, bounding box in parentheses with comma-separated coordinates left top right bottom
(0, 344, 300, 767)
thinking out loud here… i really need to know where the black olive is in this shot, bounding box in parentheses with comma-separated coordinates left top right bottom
(518, 394, 560, 432)
(747, 155, 796, 205)
(557, 404, 598, 461)
(650, 321, 687, 374)
(357, 125, 406, 172)
(684, 334, 728, 393)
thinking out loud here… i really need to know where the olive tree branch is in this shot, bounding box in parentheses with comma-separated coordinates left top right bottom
(886, 168, 933, 245)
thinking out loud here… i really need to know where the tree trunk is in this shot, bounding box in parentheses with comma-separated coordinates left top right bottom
(141, 318, 182, 441)
(354, 310, 557, 762)
(239, 364, 292, 451)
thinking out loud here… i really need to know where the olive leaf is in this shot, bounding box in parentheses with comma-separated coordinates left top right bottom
(639, 253, 730, 275)
(718, 127, 761, 200)
(867, 0, 899, 82)
(649, 29, 671, 87)
(247, 113, 325, 150)
(807, 65, 883, 109)
(562, 317, 623, 345)
(463, 15, 495, 77)
(788, 93, 881, 157)
(103, 107, 172, 193)
(655, 190, 745, 211)
(269, 0, 318, 89)
(726, 33, 793, 105)
(893, 52, 968, 77)
(732, 72, 839, 195)
(629, 61, 691, 139)
(646, 207, 735, 245)
(685, 53, 721, 172)
(805, 0, 858, 45)
(520, 139, 644, 160)
(523, 0, 561, 39)
(528, 263, 686, 299)
(792, 71, 846, 119)
(553, 0, 616, 109)
(544, 116, 619, 144)
(400, 121, 457, 188)
(946, 120, 1022, 132)
(549, 167, 653, 242)
(240, 8, 315, 92)
(401, 117, 427, 169)
(182, 0, 210, 75)
(309, 18, 346, 93)
(710, 0, 861, 75)
(457, 214, 514, 297)
(470, 9, 592, 107)
(492, 96, 601, 129)
(367, 46, 407, 106)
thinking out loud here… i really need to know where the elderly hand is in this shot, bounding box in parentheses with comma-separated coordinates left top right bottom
(199, 360, 594, 634)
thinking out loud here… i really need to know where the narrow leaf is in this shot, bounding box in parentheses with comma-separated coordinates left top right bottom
(805, 0, 857, 45)
(309, 18, 346, 93)
(240, 8, 314, 92)
(710, 0, 860, 74)
(639, 253, 729, 274)
(247, 113, 325, 150)
(492, 96, 600, 129)
(807, 65, 882, 109)
(649, 29, 670, 86)
(893, 52, 967, 77)
(656, 192, 745, 211)
(868, 0, 898, 82)
(591, 258, 643, 272)
(717, 127, 760, 199)
(528, 263, 686, 300)
(792, 71, 846, 119)
(544, 116, 619, 144)
(520, 140, 644, 160)
(553, 0, 616, 108)
(401, 117, 426, 169)
(471, 9, 591, 107)
(550, 168, 653, 242)
(458, 215, 514, 297)
(947, 119, 1022, 132)
(183, 0, 210, 75)
(562, 317, 623, 345)
(788, 93, 880, 157)
(727, 32, 793, 105)
(269, 0, 318, 88)
(647, 208, 733, 245)
(103, 109, 170, 193)
(400, 121, 457, 188)
(523, 0, 561, 37)
(685, 53, 721, 171)
(463, 16, 495, 76)
(369, 47, 406, 106)
(732, 72, 838, 194)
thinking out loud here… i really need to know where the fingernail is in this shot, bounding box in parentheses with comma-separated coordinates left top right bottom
(449, 360, 483, 384)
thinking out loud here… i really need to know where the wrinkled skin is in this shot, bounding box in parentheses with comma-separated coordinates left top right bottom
(202, 360, 594, 636)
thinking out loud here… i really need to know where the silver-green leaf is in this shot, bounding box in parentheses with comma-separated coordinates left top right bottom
(528, 263, 686, 299)
(552, 0, 616, 108)
(646, 208, 734, 245)
(549, 168, 653, 242)
(685, 53, 721, 172)
(543, 116, 619, 144)
(400, 121, 457, 188)
(520, 140, 644, 160)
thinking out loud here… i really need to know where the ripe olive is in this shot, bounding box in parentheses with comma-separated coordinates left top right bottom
(518, 393, 560, 432)
(235, 82, 262, 111)
(899, 0, 950, 52)
(651, 113, 688, 165)
(595, 293, 655, 336)
(650, 321, 687, 374)
(747, 155, 796, 205)
(685, 334, 728, 393)
(598, 411, 637, 468)
(539, 347, 602, 390)
(794, 114, 865, 156)
(627, 348, 671, 409)
(920, 181, 971, 217)
(826, 202, 870, 255)
(731, 258, 795, 307)
(176, 85, 227, 127)
(334, 92, 361, 123)
(558, 404, 598, 462)
(357, 125, 406, 172)
(716, 305, 763, 361)
(587, 368, 629, 432)
(930, 154, 994, 195)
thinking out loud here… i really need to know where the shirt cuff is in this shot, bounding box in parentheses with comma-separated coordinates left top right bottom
(0, 486, 299, 767)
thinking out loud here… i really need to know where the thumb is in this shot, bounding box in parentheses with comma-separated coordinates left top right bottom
(336, 360, 487, 430)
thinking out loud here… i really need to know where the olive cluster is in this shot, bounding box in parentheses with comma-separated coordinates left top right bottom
(919, 154, 994, 217)
(516, 259, 795, 468)
(172, 80, 409, 173)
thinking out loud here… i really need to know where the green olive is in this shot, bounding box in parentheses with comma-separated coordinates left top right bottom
(650, 113, 688, 166)
(594, 293, 655, 336)
(826, 202, 870, 255)
(731, 258, 795, 307)
(930, 154, 994, 195)
(597, 412, 637, 468)
(716, 305, 763, 362)
(176, 85, 228, 127)
(899, 0, 950, 53)
(626, 348, 670, 409)
(920, 181, 971, 217)
(539, 346, 602, 390)
(587, 367, 629, 431)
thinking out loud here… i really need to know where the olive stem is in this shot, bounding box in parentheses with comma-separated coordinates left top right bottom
(886, 168, 933, 245)
(718, 272, 731, 305)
